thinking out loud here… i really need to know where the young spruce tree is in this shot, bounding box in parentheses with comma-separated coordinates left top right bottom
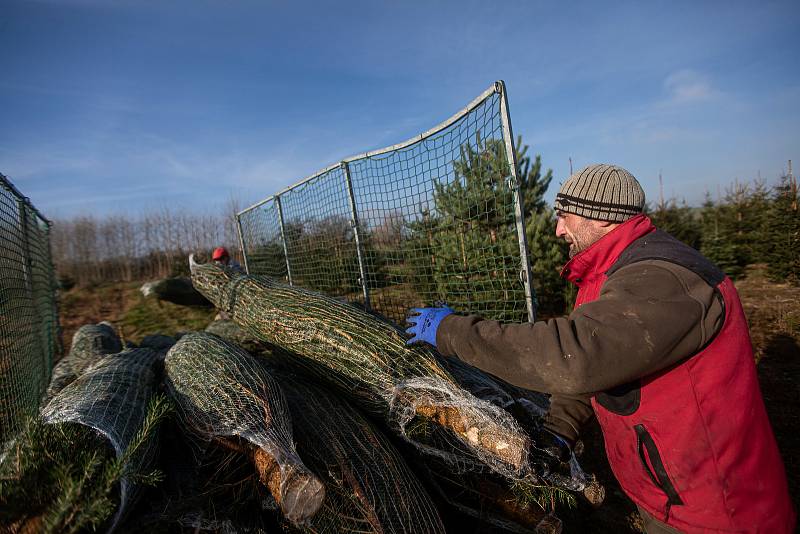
(406, 134, 568, 321)
(765, 173, 800, 284)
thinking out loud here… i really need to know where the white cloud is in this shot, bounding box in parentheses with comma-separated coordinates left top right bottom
(663, 69, 716, 104)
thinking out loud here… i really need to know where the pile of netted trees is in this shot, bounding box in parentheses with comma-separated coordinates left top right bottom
(1, 259, 597, 534)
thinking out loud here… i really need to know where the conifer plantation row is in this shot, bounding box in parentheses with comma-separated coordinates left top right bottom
(647, 171, 798, 286)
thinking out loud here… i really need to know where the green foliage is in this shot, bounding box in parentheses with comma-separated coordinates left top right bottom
(646, 200, 702, 250)
(405, 134, 567, 321)
(526, 205, 571, 316)
(121, 290, 217, 340)
(509, 477, 577, 512)
(278, 216, 388, 297)
(245, 239, 287, 280)
(699, 195, 748, 280)
(765, 174, 800, 283)
(0, 394, 171, 533)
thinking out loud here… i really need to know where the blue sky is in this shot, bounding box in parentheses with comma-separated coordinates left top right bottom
(2, 0, 798, 218)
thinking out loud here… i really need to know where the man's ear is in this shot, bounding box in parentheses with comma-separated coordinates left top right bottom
(596, 220, 615, 228)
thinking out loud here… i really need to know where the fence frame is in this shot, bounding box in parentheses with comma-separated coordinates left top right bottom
(236, 81, 538, 322)
(274, 195, 293, 285)
(0, 172, 59, 440)
(498, 81, 536, 322)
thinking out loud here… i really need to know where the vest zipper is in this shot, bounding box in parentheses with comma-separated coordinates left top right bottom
(634, 424, 683, 521)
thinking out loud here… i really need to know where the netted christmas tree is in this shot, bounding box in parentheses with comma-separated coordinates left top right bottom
(164, 332, 325, 526)
(268, 365, 446, 534)
(188, 256, 534, 480)
(2, 348, 169, 533)
(43, 322, 123, 404)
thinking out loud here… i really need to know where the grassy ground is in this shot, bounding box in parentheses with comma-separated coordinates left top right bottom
(58, 281, 217, 349)
(55, 266, 799, 532)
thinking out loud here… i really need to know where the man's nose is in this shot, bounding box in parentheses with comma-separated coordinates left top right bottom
(555, 217, 566, 238)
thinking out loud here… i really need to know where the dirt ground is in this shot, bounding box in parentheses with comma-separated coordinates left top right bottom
(736, 265, 799, 510)
(55, 265, 799, 532)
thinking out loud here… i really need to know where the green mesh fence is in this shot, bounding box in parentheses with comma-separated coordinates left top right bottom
(237, 81, 536, 325)
(0, 173, 60, 442)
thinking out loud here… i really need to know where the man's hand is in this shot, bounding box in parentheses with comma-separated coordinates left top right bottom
(405, 306, 454, 348)
(532, 427, 574, 476)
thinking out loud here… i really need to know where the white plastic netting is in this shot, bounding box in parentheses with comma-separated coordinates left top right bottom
(270, 365, 446, 534)
(40, 347, 162, 531)
(43, 322, 123, 404)
(164, 332, 325, 526)
(440, 355, 586, 491)
(189, 257, 531, 481)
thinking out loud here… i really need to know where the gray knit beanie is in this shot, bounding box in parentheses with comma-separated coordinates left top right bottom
(554, 164, 645, 222)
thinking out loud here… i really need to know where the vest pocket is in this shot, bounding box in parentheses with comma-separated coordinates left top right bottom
(634, 424, 683, 518)
(596, 379, 641, 415)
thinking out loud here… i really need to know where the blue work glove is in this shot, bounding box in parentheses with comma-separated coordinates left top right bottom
(405, 306, 454, 347)
(532, 428, 574, 477)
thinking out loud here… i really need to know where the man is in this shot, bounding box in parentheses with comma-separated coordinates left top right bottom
(211, 246, 243, 271)
(211, 247, 243, 321)
(406, 164, 795, 533)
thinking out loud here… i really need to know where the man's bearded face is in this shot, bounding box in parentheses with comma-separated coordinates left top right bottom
(555, 212, 608, 258)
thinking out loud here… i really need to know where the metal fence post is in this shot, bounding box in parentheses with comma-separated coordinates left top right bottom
(18, 200, 33, 290)
(235, 214, 250, 274)
(497, 81, 536, 323)
(43, 221, 62, 366)
(342, 162, 371, 310)
(275, 195, 293, 285)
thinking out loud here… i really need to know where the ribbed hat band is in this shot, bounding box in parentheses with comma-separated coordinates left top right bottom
(554, 164, 645, 223)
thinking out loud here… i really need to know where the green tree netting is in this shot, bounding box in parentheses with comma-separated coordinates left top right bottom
(43, 322, 123, 404)
(269, 366, 446, 534)
(205, 318, 267, 354)
(189, 257, 531, 481)
(39, 347, 164, 532)
(163, 332, 325, 526)
(236, 83, 543, 325)
(0, 174, 60, 442)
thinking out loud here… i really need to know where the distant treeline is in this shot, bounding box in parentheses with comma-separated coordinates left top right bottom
(51, 205, 243, 287)
(51, 168, 798, 311)
(647, 173, 798, 284)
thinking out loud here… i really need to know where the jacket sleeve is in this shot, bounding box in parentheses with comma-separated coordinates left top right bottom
(436, 260, 723, 396)
(544, 392, 594, 445)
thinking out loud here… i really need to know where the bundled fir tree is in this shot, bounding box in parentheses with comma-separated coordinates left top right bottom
(0, 395, 170, 533)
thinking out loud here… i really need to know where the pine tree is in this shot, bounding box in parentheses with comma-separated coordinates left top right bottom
(765, 173, 800, 284)
(525, 205, 571, 316)
(647, 200, 702, 250)
(699, 195, 747, 279)
(406, 134, 568, 321)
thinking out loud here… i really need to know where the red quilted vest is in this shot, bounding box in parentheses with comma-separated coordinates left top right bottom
(561, 214, 795, 533)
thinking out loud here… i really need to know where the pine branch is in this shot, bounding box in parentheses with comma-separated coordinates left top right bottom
(0, 394, 171, 532)
(509, 477, 577, 512)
